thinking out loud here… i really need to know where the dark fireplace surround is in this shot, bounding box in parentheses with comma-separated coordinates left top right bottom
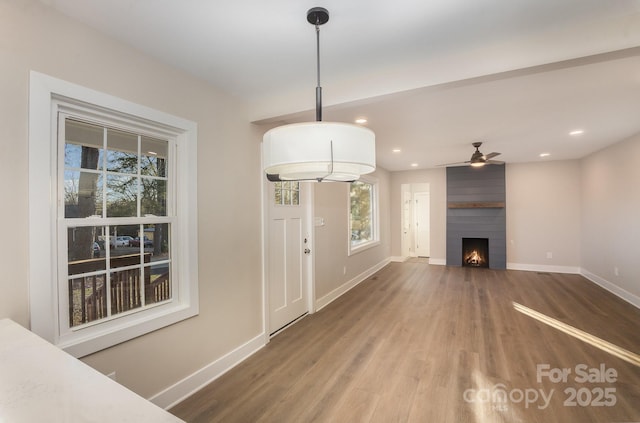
(446, 165, 506, 269)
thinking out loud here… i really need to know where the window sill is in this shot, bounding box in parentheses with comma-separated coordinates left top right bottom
(348, 240, 380, 256)
(59, 302, 197, 358)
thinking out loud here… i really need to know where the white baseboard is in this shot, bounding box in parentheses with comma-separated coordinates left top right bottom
(580, 269, 640, 309)
(506, 263, 581, 274)
(389, 257, 446, 265)
(148, 333, 265, 410)
(389, 256, 407, 262)
(315, 258, 391, 311)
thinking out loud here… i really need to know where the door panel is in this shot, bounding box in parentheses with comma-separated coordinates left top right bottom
(285, 217, 302, 304)
(269, 218, 286, 312)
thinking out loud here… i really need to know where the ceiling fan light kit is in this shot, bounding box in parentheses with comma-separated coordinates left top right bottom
(440, 142, 504, 167)
(262, 7, 376, 182)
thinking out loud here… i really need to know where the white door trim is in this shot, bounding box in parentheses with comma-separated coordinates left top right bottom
(304, 183, 316, 316)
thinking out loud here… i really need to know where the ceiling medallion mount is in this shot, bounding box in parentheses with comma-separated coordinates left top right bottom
(262, 7, 376, 182)
(306, 7, 329, 26)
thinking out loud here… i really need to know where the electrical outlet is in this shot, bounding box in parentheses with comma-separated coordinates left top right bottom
(343, 266, 347, 275)
(614, 267, 619, 276)
(546, 252, 553, 259)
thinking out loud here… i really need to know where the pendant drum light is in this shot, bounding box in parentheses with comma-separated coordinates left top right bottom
(262, 7, 376, 182)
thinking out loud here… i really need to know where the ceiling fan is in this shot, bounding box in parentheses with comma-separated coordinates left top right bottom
(440, 142, 504, 167)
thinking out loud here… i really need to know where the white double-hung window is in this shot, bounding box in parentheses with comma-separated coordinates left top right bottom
(29, 72, 199, 357)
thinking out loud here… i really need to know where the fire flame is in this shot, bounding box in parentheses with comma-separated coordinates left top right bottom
(465, 250, 484, 265)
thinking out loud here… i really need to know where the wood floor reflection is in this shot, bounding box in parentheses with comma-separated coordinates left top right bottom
(170, 261, 640, 423)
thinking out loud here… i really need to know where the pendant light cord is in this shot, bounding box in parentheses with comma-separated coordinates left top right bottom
(315, 21, 322, 122)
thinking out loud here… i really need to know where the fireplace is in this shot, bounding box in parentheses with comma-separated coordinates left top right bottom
(462, 238, 489, 268)
(446, 166, 506, 269)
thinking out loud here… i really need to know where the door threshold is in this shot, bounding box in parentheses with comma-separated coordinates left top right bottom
(269, 313, 308, 338)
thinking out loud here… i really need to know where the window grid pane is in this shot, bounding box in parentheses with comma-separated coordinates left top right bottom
(69, 274, 107, 327)
(106, 174, 138, 217)
(106, 128, 138, 174)
(144, 263, 171, 305)
(141, 136, 168, 178)
(110, 268, 143, 317)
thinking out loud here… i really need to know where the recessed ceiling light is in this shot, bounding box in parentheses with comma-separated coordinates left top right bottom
(410, 163, 418, 167)
(392, 148, 401, 153)
(355, 118, 368, 124)
(569, 129, 584, 136)
(539, 153, 550, 157)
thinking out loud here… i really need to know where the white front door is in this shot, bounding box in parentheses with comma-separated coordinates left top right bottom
(414, 191, 430, 257)
(267, 181, 311, 334)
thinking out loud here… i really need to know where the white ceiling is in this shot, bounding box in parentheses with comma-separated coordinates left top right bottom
(40, 0, 640, 171)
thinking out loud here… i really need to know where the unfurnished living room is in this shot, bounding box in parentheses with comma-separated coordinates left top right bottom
(1, 1, 640, 422)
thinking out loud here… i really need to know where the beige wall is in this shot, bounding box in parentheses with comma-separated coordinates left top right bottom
(390, 169, 447, 261)
(505, 161, 581, 269)
(581, 133, 640, 299)
(314, 168, 391, 300)
(0, 0, 263, 399)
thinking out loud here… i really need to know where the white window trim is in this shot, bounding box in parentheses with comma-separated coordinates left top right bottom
(348, 175, 380, 256)
(29, 71, 199, 357)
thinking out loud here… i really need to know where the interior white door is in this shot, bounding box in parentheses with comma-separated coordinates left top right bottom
(401, 187, 413, 257)
(268, 182, 310, 334)
(414, 191, 430, 257)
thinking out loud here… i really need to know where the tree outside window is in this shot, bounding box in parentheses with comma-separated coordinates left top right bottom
(350, 180, 374, 247)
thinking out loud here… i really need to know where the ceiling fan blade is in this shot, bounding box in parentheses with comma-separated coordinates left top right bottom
(484, 152, 501, 160)
(437, 160, 471, 167)
(486, 159, 504, 165)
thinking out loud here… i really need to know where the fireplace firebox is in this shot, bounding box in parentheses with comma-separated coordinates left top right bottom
(462, 238, 489, 268)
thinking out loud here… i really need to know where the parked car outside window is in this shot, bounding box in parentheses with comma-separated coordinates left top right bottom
(110, 236, 130, 247)
(131, 236, 153, 248)
(92, 242, 101, 258)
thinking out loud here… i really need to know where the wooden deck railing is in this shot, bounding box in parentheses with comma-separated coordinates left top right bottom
(146, 271, 170, 305)
(68, 254, 170, 327)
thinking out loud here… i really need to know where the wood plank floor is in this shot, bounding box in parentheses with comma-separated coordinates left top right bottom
(170, 261, 640, 422)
